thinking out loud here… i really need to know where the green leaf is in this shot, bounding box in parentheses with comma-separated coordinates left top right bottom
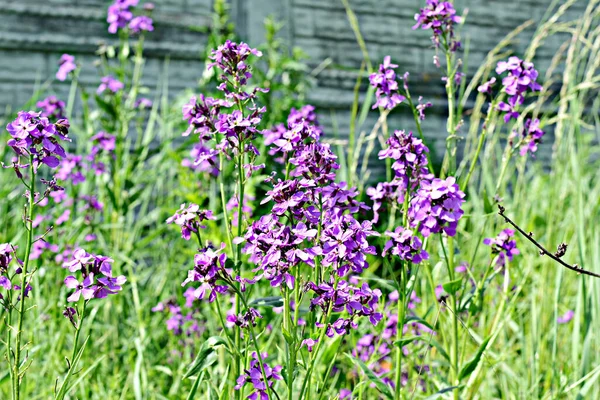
(482, 188, 494, 214)
(458, 336, 492, 381)
(404, 316, 435, 331)
(282, 327, 295, 345)
(430, 338, 451, 362)
(250, 296, 284, 308)
(345, 354, 394, 399)
(184, 336, 228, 379)
(394, 336, 420, 348)
(442, 278, 463, 295)
(424, 386, 463, 399)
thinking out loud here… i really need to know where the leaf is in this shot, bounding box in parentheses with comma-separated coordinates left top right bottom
(424, 386, 463, 399)
(458, 336, 491, 381)
(404, 316, 435, 331)
(429, 339, 450, 362)
(345, 354, 394, 399)
(394, 336, 420, 348)
(442, 278, 463, 295)
(184, 336, 228, 379)
(250, 296, 284, 308)
(282, 327, 294, 345)
(482, 189, 493, 214)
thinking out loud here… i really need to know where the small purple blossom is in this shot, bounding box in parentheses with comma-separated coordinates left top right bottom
(37, 96, 66, 120)
(97, 76, 124, 95)
(557, 310, 574, 324)
(129, 15, 154, 33)
(56, 54, 76, 81)
(382, 226, 429, 264)
(166, 203, 215, 241)
(234, 352, 282, 400)
(483, 228, 519, 267)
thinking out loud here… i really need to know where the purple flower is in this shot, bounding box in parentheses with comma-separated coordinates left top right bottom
(477, 77, 496, 94)
(483, 228, 519, 267)
(166, 203, 215, 240)
(97, 76, 124, 95)
(307, 279, 382, 336)
(62, 250, 126, 301)
(134, 97, 153, 109)
(378, 130, 430, 191)
(0, 276, 11, 290)
(107, 0, 138, 34)
(289, 142, 339, 185)
(369, 56, 406, 110)
(513, 118, 545, 156)
(301, 338, 319, 352)
(56, 54, 76, 81)
(64, 274, 96, 302)
(383, 226, 429, 263)
(37, 96, 66, 120)
(495, 57, 542, 122)
(413, 0, 462, 51)
(181, 244, 230, 303)
(557, 310, 574, 324)
(409, 176, 465, 237)
(208, 40, 263, 88)
(234, 352, 282, 400)
(129, 15, 153, 33)
(6, 111, 71, 172)
(0, 243, 16, 271)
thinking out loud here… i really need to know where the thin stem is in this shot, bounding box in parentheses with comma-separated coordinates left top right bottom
(13, 156, 36, 400)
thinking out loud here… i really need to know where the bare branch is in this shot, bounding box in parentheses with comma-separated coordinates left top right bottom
(497, 204, 600, 279)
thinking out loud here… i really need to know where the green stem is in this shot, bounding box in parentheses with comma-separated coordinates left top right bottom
(13, 156, 36, 400)
(441, 48, 457, 178)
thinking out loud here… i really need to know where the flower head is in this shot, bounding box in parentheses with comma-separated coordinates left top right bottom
(56, 54, 76, 81)
(97, 76, 124, 95)
(369, 56, 406, 110)
(483, 228, 519, 267)
(413, 0, 462, 51)
(6, 111, 70, 171)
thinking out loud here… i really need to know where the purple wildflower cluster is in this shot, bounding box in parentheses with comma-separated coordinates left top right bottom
(409, 177, 465, 237)
(307, 279, 383, 337)
(413, 0, 462, 52)
(166, 203, 215, 241)
(369, 56, 406, 110)
(181, 244, 230, 303)
(37, 96, 66, 120)
(235, 352, 283, 400)
(478, 57, 545, 155)
(181, 41, 268, 174)
(107, 0, 154, 34)
(63, 249, 126, 303)
(382, 227, 428, 263)
(5, 111, 70, 172)
(483, 228, 519, 267)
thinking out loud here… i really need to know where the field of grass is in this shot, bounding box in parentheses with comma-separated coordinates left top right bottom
(1, 0, 600, 399)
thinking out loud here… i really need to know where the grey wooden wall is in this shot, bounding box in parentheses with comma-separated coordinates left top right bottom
(0, 0, 584, 160)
